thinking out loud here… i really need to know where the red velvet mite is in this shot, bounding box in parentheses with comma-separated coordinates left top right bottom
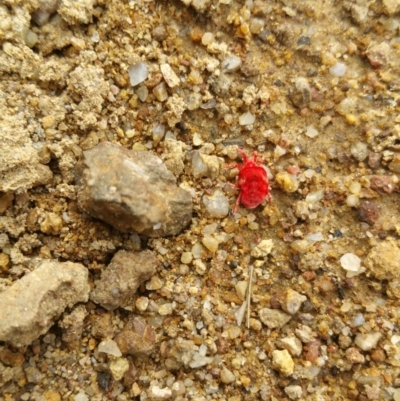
(230, 148, 272, 214)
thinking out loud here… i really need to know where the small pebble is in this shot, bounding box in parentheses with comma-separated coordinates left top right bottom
(350, 142, 369, 161)
(98, 339, 122, 357)
(281, 289, 307, 315)
(158, 303, 173, 315)
(354, 332, 382, 351)
(284, 385, 303, 400)
(128, 62, 148, 87)
(202, 235, 219, 253)
(180, 252, 193, 264)
(251, 239, 273, 258)
(201, 32, 214, 45)
(259, 308, 292, 329)
(160, 63, 180, 88)
(153, 82, 168, 102)
(238, 112, 255, 125)
(290, 239, 312, 254)
(272, 349, 294, 376)
(202, 189, 230, 218)
(329, 62, 347, 77)
(74, 394, 89, 401)
(278, 336, 302, 356)
(109, 357, 129, 381)
(340, 253, 361, 272)
(221, 55, 242, 72)
(135, 297, 149, 312)
(305, 125, 319, 138)
(275, 172, 299, 193)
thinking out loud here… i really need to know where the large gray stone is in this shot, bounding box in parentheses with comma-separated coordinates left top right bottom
(76, 142, 192, 237)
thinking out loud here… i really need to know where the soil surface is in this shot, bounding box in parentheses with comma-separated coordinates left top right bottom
(1, 0, 400, 400)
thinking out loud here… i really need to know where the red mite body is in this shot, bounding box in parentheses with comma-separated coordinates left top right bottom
(230, 148, 272, 214)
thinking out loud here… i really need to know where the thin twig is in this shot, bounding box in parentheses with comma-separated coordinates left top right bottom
(246, 265, 253, 329)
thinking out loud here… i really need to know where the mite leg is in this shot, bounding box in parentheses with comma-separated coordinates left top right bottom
(237, 148, 248, 163)
(233, 191, 242, 214)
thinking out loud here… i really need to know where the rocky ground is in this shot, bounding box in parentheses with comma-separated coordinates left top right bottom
(1, 0, 400, 400)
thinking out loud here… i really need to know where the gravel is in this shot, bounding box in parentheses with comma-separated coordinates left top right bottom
(1, 0, 400, 400)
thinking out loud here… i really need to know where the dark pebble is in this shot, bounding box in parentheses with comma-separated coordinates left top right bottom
(357, 201, 379, 225)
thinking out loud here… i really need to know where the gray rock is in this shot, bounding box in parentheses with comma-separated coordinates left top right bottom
(0, 260, 89, 347)
(258, 308, 292, 329)
(76, 142, 192, 237)
(90, 250, 158, 310)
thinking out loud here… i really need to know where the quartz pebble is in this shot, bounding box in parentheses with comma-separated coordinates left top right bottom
(202, 235, 219, 253)
(98, 339, 122, 357)
(329, 62, 347, 77)
(148, 385, 172, 399)
(340, 253, 361, 272)
(180, 252, 193, 264)
(153, 82, 169, 102)
(136, 297, 149, 312)
(74, 394, 89, 401)
(202, 189, 229, 218)
(354, 332, 382, 351)
(351, 142, 368, 161)
(305, 125, 319, 138)
(201, 32, 214, 45)
(221, 55, 242, 72)
(128, 62, 148, 87)
(220, 366, 235, 384)
(239, 111, 255, 125)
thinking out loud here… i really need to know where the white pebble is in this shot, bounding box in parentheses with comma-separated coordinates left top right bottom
(181, 251, 193, 264)
(239, 111, 255, 125)
(191, 242, 203, 259)
(221, 55, 242, 72)
(159, 303, 173, 315)
(305, 125, 319, 138)
(152, 124, 166, 144)
(98, 339, 122, 357)
(201, 32, 214, 45)
(128, 61, 148, 87)
(305, 232, 324, 242)
(340, 253, 361, 272)
(202, 235, 219, 253)
(346, 194, 359, 207)
(305, 189, 325, 203)
(202, 189, 230, 218)
(354, 332, 382, 351)
(74, 393, 89, 401)
(329, 62, 347, 77)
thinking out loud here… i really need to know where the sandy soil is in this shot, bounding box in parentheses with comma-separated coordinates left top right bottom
(1, 0, 400, 400)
